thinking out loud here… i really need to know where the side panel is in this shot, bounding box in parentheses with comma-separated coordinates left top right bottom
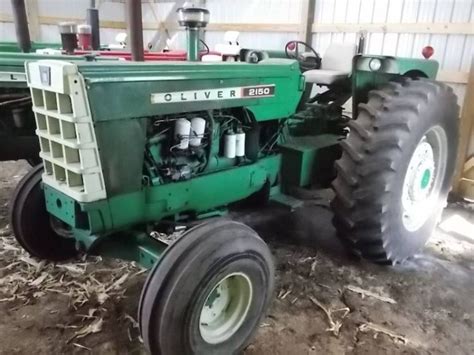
(93, 118, 147, 195)
(46, 155, 281, 234)
(80, 61, 303, 122)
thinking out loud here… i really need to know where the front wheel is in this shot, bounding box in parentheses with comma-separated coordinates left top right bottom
(139, 219, 275, 354)
(331, 78, 459, 264)
(9, 164, 77, 261)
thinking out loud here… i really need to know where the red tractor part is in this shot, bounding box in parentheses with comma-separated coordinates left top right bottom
(74, 49, 219, 61)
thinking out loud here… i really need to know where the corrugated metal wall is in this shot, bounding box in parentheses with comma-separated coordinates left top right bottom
(204, 0, 472, 103)
(0, 0, 471, 101)
(0, 0, 126, 44)
(311, 0, 473, 103)
(205, 0, 302, 49)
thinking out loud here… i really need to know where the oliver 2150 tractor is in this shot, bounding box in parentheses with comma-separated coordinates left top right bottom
(10, 6, 458, 355)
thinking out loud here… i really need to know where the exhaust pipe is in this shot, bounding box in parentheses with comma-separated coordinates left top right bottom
(177, 6, 209, 61)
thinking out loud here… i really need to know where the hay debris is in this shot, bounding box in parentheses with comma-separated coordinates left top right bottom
(358, 322, 409, 344)
(0, 233, 144, 345)
(72, 343, 92, 351)
(345, 285, 397, 304)
(309, 296, 350, 336)
(72, 318, 104, 340)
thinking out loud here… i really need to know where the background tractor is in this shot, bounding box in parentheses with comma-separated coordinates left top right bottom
(10, 5, 458, 355)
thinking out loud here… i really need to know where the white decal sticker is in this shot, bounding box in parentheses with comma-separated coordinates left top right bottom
(151, 84, 275, 104)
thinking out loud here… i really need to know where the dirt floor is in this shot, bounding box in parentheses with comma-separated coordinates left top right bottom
(0, 161, 473, 355)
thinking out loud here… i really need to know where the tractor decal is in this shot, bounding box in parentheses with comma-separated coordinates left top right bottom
(150, 84, 275, 104)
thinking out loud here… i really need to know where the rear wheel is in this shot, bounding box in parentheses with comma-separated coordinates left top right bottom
(9, 164, 77, 261)
(331, 78, 459, 264)
(139, 219, 274, 354)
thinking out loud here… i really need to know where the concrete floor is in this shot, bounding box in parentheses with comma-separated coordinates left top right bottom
(0, 161, 473, 354)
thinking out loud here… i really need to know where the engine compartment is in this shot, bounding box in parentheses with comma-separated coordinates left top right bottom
(143, 108, 280, 186)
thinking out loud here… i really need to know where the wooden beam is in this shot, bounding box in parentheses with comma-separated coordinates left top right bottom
(147, 0, 185, 51)
(204, 23, 299, 33)
(0, 13, 298, 31)
(453, 59, 474, 196)
(437, 70, 470, 84)
(1, 12, 472, 36)
(312, 22, 474, 35)
(0, 13, 128, 29)
(24, 0, 40, 41)
(161, 21, 473, 35)
(298, 0, 315, 43)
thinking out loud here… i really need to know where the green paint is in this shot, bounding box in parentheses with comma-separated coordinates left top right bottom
(43, 184, 77, 227)
(351, 54, 439, 116)
(279, 134, 340, 188)
(78, 60, 303, 122)
(77, 60, 303, 198)
(87, 232, 166, 269)
(187, 28, 199, 61)
(0, 41, 61, 53)
(421, 169, 431, 189)
(29, 52, 444, 268)
(44, 155, 281, 234)
(72, 229, 166, 269)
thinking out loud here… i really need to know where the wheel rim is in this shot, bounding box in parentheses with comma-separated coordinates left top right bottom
(401, 126, 448, 232)
(199, 272, 253, 344)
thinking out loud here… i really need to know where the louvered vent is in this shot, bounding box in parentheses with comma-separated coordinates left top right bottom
(27, 60, 106, 202)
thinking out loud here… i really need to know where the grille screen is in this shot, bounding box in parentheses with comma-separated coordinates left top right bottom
(28, 61, 106, 202)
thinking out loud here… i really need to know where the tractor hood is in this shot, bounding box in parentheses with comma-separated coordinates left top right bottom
(0, 52, 117, 88)
(71, 59, 304, 122)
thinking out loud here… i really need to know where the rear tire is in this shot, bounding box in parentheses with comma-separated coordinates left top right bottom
(9, 164, 77, 261)
(139, 219, 274, 354)
(331, 78, 459, 264)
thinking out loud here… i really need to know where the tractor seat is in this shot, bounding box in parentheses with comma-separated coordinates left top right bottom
(304, 69, 350, 86)
(303, 43, 356, 85)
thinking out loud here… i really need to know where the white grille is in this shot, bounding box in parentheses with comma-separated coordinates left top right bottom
(26, 60, 106, 202)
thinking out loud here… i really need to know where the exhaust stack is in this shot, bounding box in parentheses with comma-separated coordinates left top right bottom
(177, 6, 209, 61)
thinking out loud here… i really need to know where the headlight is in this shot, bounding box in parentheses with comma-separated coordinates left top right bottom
(369, 58, 382, 71)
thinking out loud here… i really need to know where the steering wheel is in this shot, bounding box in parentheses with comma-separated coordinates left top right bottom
(284, 41, 321, 71)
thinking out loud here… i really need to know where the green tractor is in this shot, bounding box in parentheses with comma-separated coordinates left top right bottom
(0, 41, 61, 53)
(10, 6, 458, 355)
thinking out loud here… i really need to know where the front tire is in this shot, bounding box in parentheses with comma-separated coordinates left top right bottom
(139, 219, 275, 354)
(9, 164, 77, 261)
(331, 78, 459, 264)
